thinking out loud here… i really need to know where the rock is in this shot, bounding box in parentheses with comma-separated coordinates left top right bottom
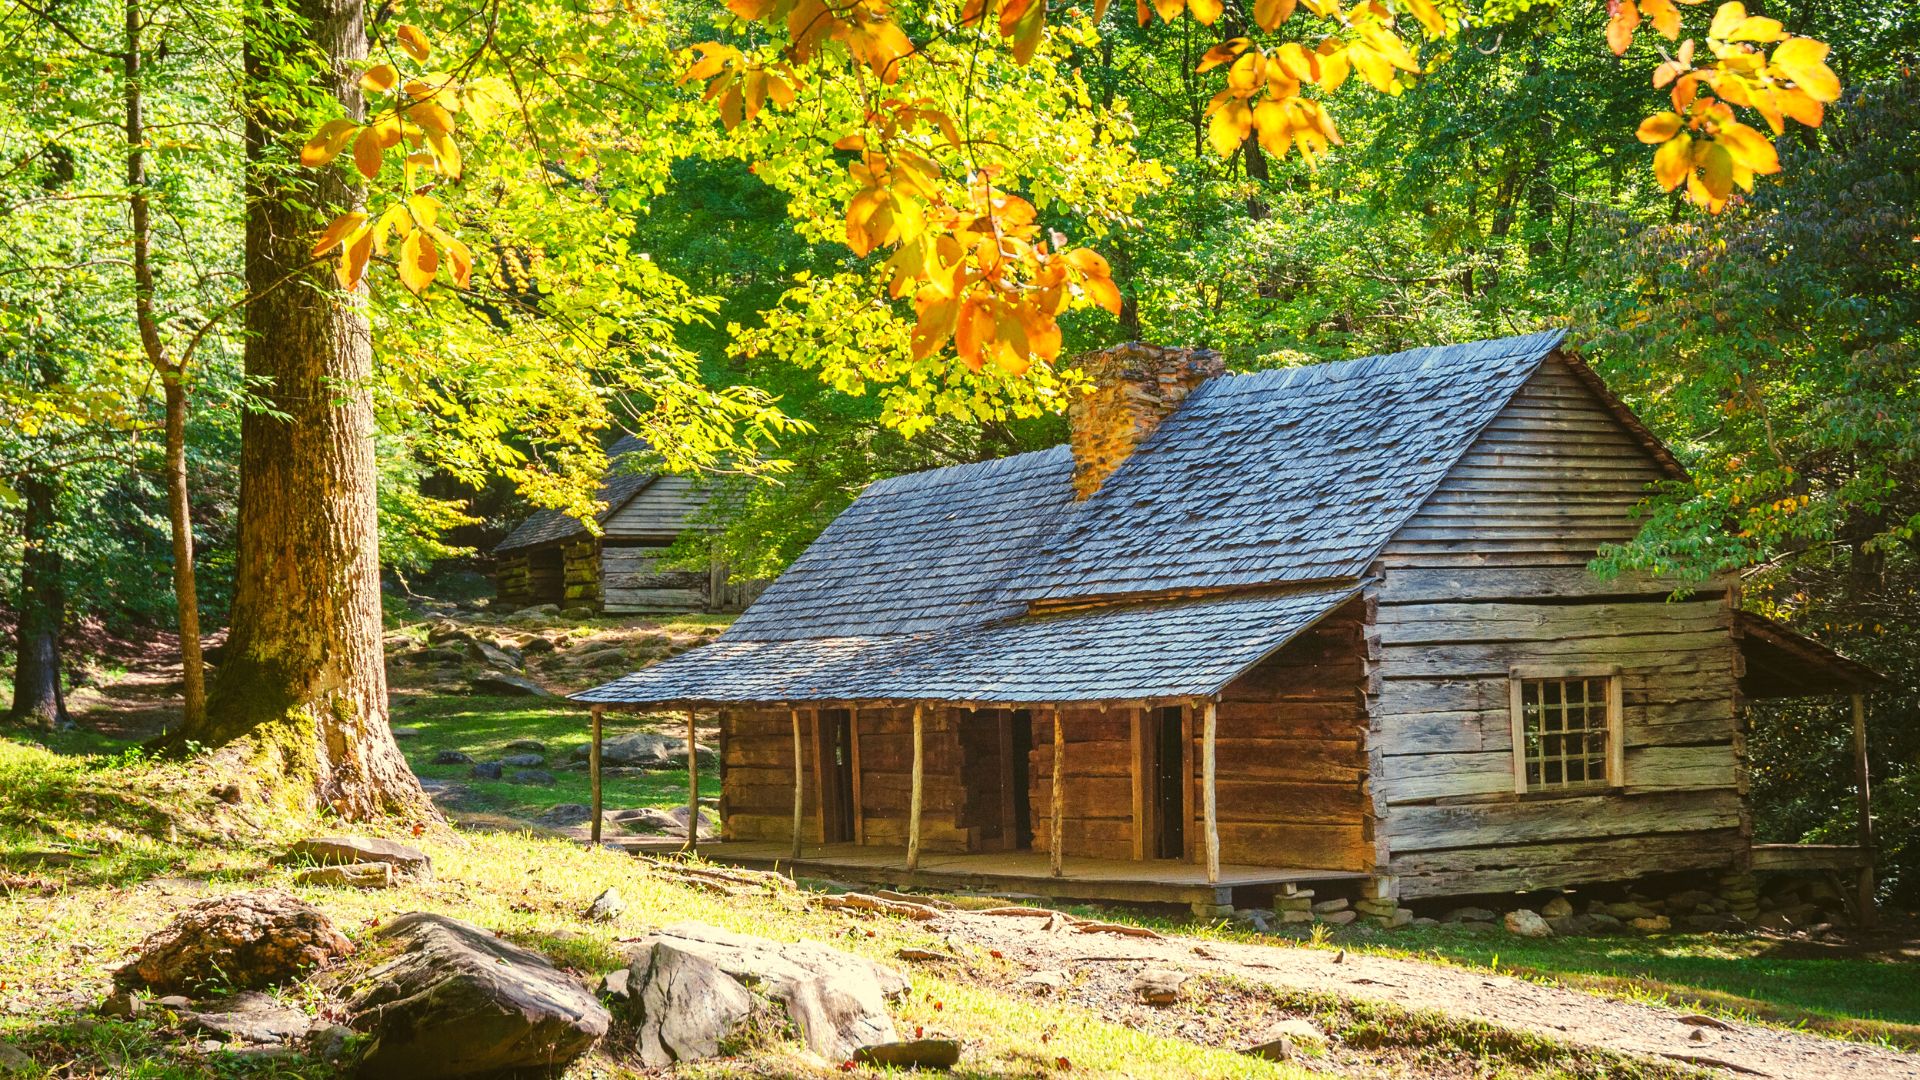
(0, 1042, 30, 1073)
(389, 726, 422, 740)
(1630, 915, 1673, 932)
(98, 989, 143, 1018)
(506, 738, 547, 753)
(466, 639, 522, 671)
(115, 890, 353, 995)
(284, 837, 432, 880)
(294, 863, 396, 890)
(509, 769, 555, 785)
(210, 783, 243, 804)
(470, 761, 503, 780)
(774, 972, 896, 1060)
(537, 803, 595, 828)
(1503, 910, 1552, 938)
(471, 673, 558, 698)
(1541, 896, 1574, 918)
(1311, 898, 1349, 914)
(1277, 909, 1313, 924)
(1316, 909, 1358, 926)
(178, 991, 313, 1044)
(1441, 906, 1496, 923)
(522, 636, 557, 655)
(611, 805, 717, 840)
(425, 621, 471, 644)
(585, 887, 624, 923)
(1586, 912, 1625, 932)
(499, 753, 546, 767)
(599, 969, 631, 1001)
(1130, 966, 1188, 1005)
(347, 913, 610, 1079)
(1353, 898, 1396, 917)
(1018, 970, 1067, 994)
(855, 1039, 963, 1070)
(597, 732, 718, 770)
(407, 647, 466, 666)
(1241, 1019, 1328, 1062)
(628, 942, 755, 1068)
(431, 749, 473, 766)
(1604, 901, 1659, 920)
(1546, 915, 1594, 936)
(306, 1024, 360, 1063)
(1383, 908, 1416, 929)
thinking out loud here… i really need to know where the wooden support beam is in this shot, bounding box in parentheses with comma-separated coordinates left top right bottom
(685, 708, 699, 854)
(589, 706, 604, 845)
(1129, 707, 1146, 862)
(1202, 699, 1219, 887)
(1852, 692, 1877, 928)
(907, 703, 925, 871)
(790, 708, 805, 859)
(1050, 706, 1064, 877)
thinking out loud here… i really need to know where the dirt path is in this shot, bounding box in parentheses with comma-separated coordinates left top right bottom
(915, 906, 1920, 1079)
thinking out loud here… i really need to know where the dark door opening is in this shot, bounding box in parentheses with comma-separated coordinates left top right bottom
(1009, 710, 1034, 850)
(817, 709, 855, 843)
(1149, 706, 1185, 860)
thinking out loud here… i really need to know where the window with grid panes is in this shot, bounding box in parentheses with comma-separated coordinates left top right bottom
(1516, 676, 1615, 790)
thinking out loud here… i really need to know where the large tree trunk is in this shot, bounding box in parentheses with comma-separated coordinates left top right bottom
(9, 472, 71, 730)
(179, 0, 425, 818)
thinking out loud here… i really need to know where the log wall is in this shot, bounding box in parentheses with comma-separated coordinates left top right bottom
(1372, 356, 1747, 900)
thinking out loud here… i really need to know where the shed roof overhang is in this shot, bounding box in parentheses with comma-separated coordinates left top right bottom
(1737, 612, 1884, 699)
(572, 582, 1363, 710)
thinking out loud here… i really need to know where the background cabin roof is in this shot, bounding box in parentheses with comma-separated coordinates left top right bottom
(494, 435, 657, 554)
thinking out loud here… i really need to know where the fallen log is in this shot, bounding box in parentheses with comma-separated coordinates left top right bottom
(816, 893, 944, 921)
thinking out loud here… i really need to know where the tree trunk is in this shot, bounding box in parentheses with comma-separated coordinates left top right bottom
(180, 0, 425, 818)
(125, 0, 207, 729)
(9, 473, 71, 730)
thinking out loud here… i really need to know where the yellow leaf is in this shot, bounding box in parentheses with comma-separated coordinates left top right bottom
(310, 211, 368, 257)
(1636, 111, 1682, 143)
(1696, 139, 1733, 201)
(1771, 37, 1840, 103)
(445, 238, 473, 289)
(1198, 39, 1249, 72)
(1641, 0, 1680, 39)
(398, 230, 439, 294)
(1316, 41, 1350, 92)
(300, 119, 358, 167)
(337, 225, 373, 290)
(424, 128, 461, 178)
(408, 101, 455, 136)
(1348, 42, 1394, 91)
(1707, 2, 1745, 40)
(1189, 0, 1224, 24)
(1728, 15, 1782, 42)
(1151, 0, 1185, 22)
(1774, 86, 1824, 128)
(1252, 0, 1296, 31)
(396, 24, 431, 63)
(1206, 99, 1253, 156)
(352, 127, 384, 180)
(1715, 122, 1779, 174)
(1652, 130, 1691, 190)
(1274, 42, 1316, 81)
(360, 64, 398, 94)
(1404, 0, 1446, 37)
(373, 203, 411, 255)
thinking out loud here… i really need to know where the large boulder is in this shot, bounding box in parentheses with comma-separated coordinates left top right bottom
(472, 673, 559, 699)
(629, 943, 755, 1067)
(283, 837, 433, 881)
(347, 913, 610, 1079)
(116, 890, 353, 995)
(590, 733, 718, 770)
(609, 806, 716, 840)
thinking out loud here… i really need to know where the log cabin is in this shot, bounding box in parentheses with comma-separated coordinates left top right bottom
(575, 332, 1881, 918)
(493, 436, 758, 614)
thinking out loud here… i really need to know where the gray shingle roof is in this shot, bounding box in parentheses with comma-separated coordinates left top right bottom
(494, 436, 657, 553)
(574, 584, 1360, 705)
(576, 330, 1568, 706)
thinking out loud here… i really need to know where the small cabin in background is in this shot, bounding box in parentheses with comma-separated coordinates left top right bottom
(492, 437, 758, 614)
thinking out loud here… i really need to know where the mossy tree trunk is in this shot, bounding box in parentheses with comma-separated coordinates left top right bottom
(177, 0, 425, 818)
(9, 470, 70, 730)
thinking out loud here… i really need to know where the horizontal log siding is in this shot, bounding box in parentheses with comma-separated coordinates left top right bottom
(602, 475, 707, 537)
(1373, 359, 1746, 899)
(1031, 708, 1136, 861)
(721, 708, 814, 843)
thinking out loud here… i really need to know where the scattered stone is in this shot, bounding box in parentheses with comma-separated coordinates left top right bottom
(178, 991, 312, 1044)
(1383, 908, 1416, 929)
(1277, 909, 1314, 924)
(585, 887, 624, 923)
(499, 753, 546, 768)
(1131, 966, 1189, 1005)
(116, 890, 353, 995)
(390, 726, 422, 740)
(426, 620, 472, 644)
(537, 803, 595, 828)
(1317, 910, 1358, 926)
(509, 769, 555, 785)
(1311, 898, 1350, 915)
(471, 673, 559, 698)
(1541, 896, 1574, 918)
(1504, 910, 1552, 938)
(0, 1042, 30, 1073)
(855, 1039, 963, 1070)
(97, 989, 143, 1018)
(1587, 912, 1625, 932)
(407, 647, 466, 666)
(470, 761, 504, 780)
(599, 969, 631, 1001)
(1604, 901, 1659, 920)
(283, 837, 432, 880)
(1630, 915, 1673, 932)
(1442, 906, 1496, 924)
(294, 863, 396, 890)
(466, 639, 522, 671)
(347, 913, 610, 1079)
(1241, 1018, 1328, 1061)
(628, 942, 756, 1068)
(594, 732, 719, 769)
(209, 783, 243, 804)
(506, 738, 548, 753)
(1018, 970, 1068, 994)
(522, 636, 557, 655)
(611, 805, 717, 839)
(431, 749, 474, 766)
(306, 1024, 360, 1063)
(1353, 898, 1396, 918)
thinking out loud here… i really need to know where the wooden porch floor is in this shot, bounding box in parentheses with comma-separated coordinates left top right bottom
(615, 839, 1368, 912)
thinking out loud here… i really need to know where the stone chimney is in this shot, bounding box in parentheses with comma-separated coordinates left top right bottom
(1067, 343, 1225, 500)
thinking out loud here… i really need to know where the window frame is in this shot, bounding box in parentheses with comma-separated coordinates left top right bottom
(1507, 664, 1625, 795)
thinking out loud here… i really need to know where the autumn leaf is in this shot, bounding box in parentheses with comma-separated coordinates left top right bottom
(310, 211, 369, 257)
(352, 127, 384, 180)
(1188, 0, 1223, 26)
(360, 64, 398, 94)
(1770, 38, 1840, 103)
(1636, 111, 1682, 142)
(398, 230, 439, 294)
(337, 224, 374, 289)
(300, 119, 358, 167)
(1252, 0, 1296, 31)
(1606, 0, 1640, 56)
(1652, 131, 1692, 190)
(396, 24, 431, 63)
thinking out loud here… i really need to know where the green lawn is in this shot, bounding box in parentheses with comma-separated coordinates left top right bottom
(388, 693, 718, 820)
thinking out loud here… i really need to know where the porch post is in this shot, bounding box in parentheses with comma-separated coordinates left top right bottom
(790, 707, 805, 859)
(685, 708, 699, 854)
(589, 706, 604, 844)
(1050, 705, 1065, 877)
(1202, 699, 1219, 886)
(907, 703, 925, 871)
(1852, 691, 1876, 928)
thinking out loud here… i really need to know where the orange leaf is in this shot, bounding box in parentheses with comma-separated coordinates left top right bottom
(360, 64, 398, 94)
(300, 119, 358, 167)
(445, 237, 473, 289)
(1652, 131, 1691, 191)
(1189, 0, 1224, 25)
(352, 127, 384, 180)
(311, 211, 368, 256)
(398, 230, 439, 294)
(396, 24, 431, 63)
(1770, 37, 1839, 103)
(1635, 111, 1682, 143)
(337, 224, 374, 290)
(1605, 0, 1639, 56)
(1252, 0, 1296, 30)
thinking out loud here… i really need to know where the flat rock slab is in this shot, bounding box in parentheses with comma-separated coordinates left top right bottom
(294, 863, 396, 890)
(284, 837, 432, 880)
(472, 673, 558, 698)
(117, 890, 353, 995)
(630, 943, 754, 1068)
(348, 913, 609, 1079)
(178, 992, 313, 1044)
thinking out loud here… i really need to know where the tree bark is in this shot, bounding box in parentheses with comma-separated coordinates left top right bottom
(179, 0, 425, 818)
(9, 472, 71, 730)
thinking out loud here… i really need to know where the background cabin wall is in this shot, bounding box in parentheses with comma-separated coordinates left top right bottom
(494, 551, 534, 608)
(1372, 356, 1747, 900)
(1203, 600, 1373, 872)
(1030, 707, 1135, 861)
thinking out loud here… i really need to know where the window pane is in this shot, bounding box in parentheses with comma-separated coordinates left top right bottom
(1518, 676, 1612, 791)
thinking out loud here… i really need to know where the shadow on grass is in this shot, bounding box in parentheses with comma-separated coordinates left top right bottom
(0, 1016, 337, 1079)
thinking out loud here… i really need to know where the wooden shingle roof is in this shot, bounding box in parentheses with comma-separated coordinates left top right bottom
(578, 330, 1577, 707)
(494, 436, 655, 554)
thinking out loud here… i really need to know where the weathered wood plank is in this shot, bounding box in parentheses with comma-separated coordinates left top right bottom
(1386, 789, 1743, 853)
(1394, 829, 1747, 898)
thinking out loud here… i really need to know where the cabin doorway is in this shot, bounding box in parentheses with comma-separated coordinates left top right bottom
(1139, 706, 1185, 860)
(816, 709, 855, 843)
(958, 709, 1033, 851)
